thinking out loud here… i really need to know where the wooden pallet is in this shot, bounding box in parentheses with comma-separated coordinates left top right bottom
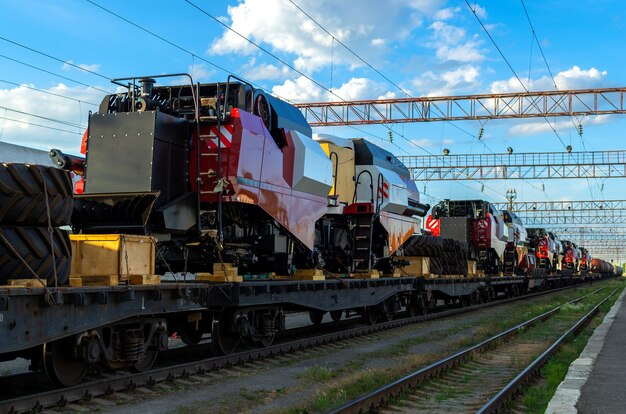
(129, 274, 161, 285)
(351, 270, 380, 279)
(196, 272, 243, 283)
(70, 275, 118, 287)
(2, 279, 48, 288)
(292, 268, 325, 281)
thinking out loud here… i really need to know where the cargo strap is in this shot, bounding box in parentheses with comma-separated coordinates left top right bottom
(43, 177, 58, 291)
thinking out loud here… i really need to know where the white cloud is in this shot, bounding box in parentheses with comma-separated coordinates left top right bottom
(62, 60, 100, 72)
(188, 63, 215, 82)
(490, 65, 608, 93)
(244, 62, 291, 81)
(0, 83, 104, 153)
(330, 77, 389, 101)
(208, 0, 444, 73)
(428, 21, 484, 63)
(272, 76, 323, 102)
(370, 38, 386, 46)
(508, 115, 609, 137)
(271, 76, 392, 103)
(470, 4, 487, 19)
(412, 65, 481, 96)
(433, 6, 460, 20)
(411, 138, 436, 147)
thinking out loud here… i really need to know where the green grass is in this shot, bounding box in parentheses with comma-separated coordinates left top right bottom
(299, 364, 334, 382)
(308, 369, 390, 412)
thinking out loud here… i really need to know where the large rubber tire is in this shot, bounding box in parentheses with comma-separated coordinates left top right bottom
(0, 163, 72, 226)
(0, 226, 71, 285)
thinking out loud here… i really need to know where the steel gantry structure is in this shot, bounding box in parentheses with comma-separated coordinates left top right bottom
(295, 87, 626, 126)
(398, 150, 626, 181)
(500, 199, 626, 225)
(518, 213, 626, 226)
(493, 200, 626, 213)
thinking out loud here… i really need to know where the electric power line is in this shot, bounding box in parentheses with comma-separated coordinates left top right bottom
(0, 116, 82, 135)
(0, 79, 99, 106)
(0, 106, 85, 129)
(0, 36, 111, 82)
(0, 55, 112, 95)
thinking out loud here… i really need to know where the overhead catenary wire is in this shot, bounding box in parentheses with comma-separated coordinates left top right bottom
(517, 0, 600, 202)
(0, 106, 85, 129)
(0, 55, 112, 95)
(464, 1, 570, 151)
(84, 0, 501, 201)
(464, 1, 596, 204)
(282, 0, 506, 199)
(285, 0, 478, 143)
(0, 36, 111, 83)
(0, 116, 82, 135)
(0, 79, 99, 107)
(84, 0, 276, 97)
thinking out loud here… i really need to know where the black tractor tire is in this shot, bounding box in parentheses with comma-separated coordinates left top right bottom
(0, 226, 71, 285)
(0, 163, 73, 226)
(430, 256, 444, 276)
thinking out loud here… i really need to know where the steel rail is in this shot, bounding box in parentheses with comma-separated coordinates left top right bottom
(0, 278, 607, 414)
(329, 285, 613, 414)
(476, 286, 620, 414)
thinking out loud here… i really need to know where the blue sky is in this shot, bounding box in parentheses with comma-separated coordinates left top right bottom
(0, 0, 625, 211)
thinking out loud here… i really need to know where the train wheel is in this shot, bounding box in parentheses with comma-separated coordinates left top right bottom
(382, 304, 395, 322)
(309, 311, 325, 325)
(425, 290, 437, 310)
(209, 313, 240, 355)
(42, 338, 89, 387)
(330, 310, 342, 322)
(364, 306, 379, 325)
(408, 295, 423, 317)
(460, 295, 472, 307)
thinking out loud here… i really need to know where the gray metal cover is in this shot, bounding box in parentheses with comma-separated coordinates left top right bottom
(0, 141, 56, 166)
(85, 111, 188, 207)
(440, 216, 471, 243)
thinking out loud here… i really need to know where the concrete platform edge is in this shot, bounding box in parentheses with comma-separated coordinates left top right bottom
(545, 284, 626, 414)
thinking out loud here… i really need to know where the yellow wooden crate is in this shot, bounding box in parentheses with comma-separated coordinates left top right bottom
(70, 234, 155, 282)
(401, 256, 430, 277)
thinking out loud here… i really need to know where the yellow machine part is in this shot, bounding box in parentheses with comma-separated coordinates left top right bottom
(319, 142, 356, 205)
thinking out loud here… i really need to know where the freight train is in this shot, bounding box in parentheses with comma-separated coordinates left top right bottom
(0, 74, 621, 388)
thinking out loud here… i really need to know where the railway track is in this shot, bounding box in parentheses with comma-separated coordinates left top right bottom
(0, 280, 607, 414)
(330, 285, 619, 414)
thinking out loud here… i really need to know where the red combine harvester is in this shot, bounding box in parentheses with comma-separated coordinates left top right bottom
(427, 200, 507, 274)
(52, 75, 430, 277)
(560, 240, 581, 273)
